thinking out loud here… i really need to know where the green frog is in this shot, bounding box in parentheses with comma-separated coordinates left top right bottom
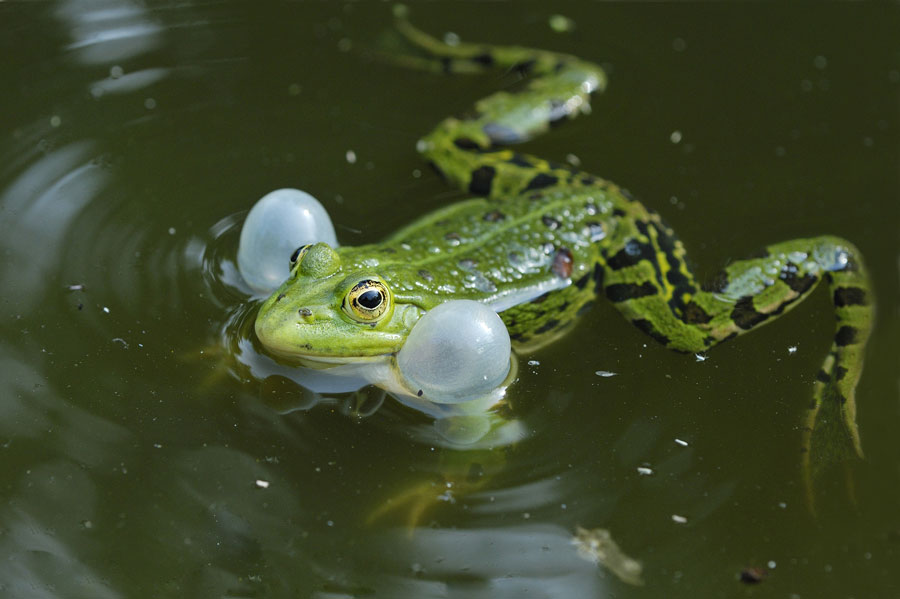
(255, 20, 872, 506)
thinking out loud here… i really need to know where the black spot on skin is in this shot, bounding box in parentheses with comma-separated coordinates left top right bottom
(276, 292, 286, 302)
(471, 53, 494, 67)
(835, 325, 859, 346)
(551, 247, 574, 278)
(620, 188, 637, 202)
(553, 61, 567, 73)
(542, 215, 561, 230)
(418, 269, 434, 282)
(837, 394, 848, 404)
(417, 389, 424, 397)
(440, 56, 453, 73)
(606, 241, 654, 271)
(574, 272, 590, 289)
(483, 210, 505, 222)
(509, 331, 525, 341)
(779, 267, 817, 294)
(535, 318, 561, 334)
(612, 208, 626, 218)
(605, 282, 658, 302)
(632, 318, 671, 346)
(721, 332, 739, 343)
(524, 173, 559, 191)
(592, 262, 605, 292)
(507, 154, 534, 168)
(298, 308, 312, 317)
(557, 300, 570, 312)
(444, 232, 462, 243)
(732, 296, 768, 330)
(833, 365, 848, 381)
(530, 291, 551, 304)
(834, 287, 868, 307)
(666, 268, 691, 290)
(512, 59, 537, 75)
(682, 301, 712, 324)
(702, 271, 729, 293)
(581, 176, 597, 185)
(816, 369, 831, 383)
(576, 300, 595, 316)
(453, 137, 481, 150)
(469, 165, 496, 196)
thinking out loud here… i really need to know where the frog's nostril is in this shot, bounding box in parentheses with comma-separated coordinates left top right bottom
(298, 308, 313, 320)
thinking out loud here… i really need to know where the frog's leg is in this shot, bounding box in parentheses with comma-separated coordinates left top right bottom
(391, 20, 608, 199)
(602, 225, 872, 500)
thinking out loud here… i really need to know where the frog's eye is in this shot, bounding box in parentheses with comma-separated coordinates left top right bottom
(343, 279, 391, 322)
(289, 244, 312, 270)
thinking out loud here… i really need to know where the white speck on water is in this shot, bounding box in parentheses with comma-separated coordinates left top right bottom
(255, 479, 270, 489)
(674, 438, 688, 447)
(528, 360, 540, 366)
(443, 32, 460, 46)
(102, 307, 110, 314)
(110, 65, 124, 79)
(565, 153, 581, 166)
(326, 519, 334, 527)
(412, 168, 421, 178)
(523, 512, 531, 519)
(337, 38, 352, 52)
(168, 227, 176, 235)
(813, 55, 827, 70)
(767, 560, 777, 569)
(50, 115, 61, 127)
(670, 130, 682, 144)
(778, 502, 787, 509)
(637, 466, 653, 476)
(153, 443, 162, 449)
(595, 370, 617, 378)
(671, 514, 688, 524)
(788, 345, 798, 355)
(144, 97, 156, 110)
(672, 37, 686, 52)
(345, 150, 357, 164)
(288, 83, 301, 96)
(694, 353, 707, 362)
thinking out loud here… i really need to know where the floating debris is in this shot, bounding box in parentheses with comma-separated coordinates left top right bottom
(671, 514, 688, 524)
(595, 370, 617, 378)
(66, 283, 85, 291)
(739, 567, 767, 584)
(254, 479, 270, 489)
(674, 438, 688, 447)
(787, 345, 798, 355)
(636, 466, 653, 476)
(572, 526, 643, 586)
(694, 353, 707, 362)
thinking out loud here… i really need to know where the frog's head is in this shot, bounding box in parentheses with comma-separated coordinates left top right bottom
(254, 242, 423, 362)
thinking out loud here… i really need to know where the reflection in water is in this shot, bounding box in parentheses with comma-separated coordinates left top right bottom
(55, 0, 162, 64)
(354, 525, 609, 598)
(0, 142, 107, 301)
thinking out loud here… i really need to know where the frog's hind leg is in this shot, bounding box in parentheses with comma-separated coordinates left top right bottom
(603, 230, 873, 505)
(388, 19, 608, 199)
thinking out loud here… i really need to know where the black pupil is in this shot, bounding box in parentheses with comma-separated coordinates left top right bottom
(289, 246, 303, 264)
(357, 289, 382, 310)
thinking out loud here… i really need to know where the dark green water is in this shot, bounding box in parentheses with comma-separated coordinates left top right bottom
(1, 2, 898, 597)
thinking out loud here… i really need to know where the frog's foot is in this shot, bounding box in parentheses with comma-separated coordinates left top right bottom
(366, 476, 462, 531)
(381, 15, 608, 200)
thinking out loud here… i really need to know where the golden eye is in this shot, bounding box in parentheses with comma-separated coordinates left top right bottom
(289, 244, 311, 270)
(343, 279, 390, 322)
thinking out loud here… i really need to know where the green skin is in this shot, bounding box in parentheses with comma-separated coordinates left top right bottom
(255, 21, 873, 496)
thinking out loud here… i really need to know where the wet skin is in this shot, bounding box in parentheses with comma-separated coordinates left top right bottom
(255, 20, 873, 495)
